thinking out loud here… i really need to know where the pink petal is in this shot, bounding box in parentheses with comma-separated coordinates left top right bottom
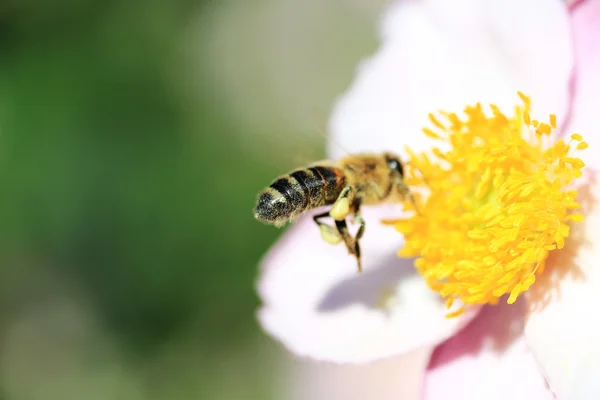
(524, 173, 600, 398)
(561, 0, 600, 170)
(425, 299, 555, 400)
(257, 205, 478, 363)
(327, 0, 573, 160)
(283, 346, 433, 400)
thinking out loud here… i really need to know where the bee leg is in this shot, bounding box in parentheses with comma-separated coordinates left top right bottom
(313, 211, 342, 245)
(355, 213, 366, 241)
(350, 209, 366, 272)
(330, 186, 355, 221)
(334, 218, 362, 273)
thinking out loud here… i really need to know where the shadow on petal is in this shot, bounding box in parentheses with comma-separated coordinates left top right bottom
(425, 299, 554, 399)
(317, 254, 418, 312)
(432, 299, 529, 370)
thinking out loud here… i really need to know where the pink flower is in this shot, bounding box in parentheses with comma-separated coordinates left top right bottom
(257, 0, 600, 398)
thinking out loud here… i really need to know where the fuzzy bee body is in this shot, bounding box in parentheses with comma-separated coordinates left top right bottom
(254, 165, 346, 227)
(254, 152, 412, 272)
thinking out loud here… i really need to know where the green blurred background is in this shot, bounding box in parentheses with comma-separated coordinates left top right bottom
(0, 1, 385, 398)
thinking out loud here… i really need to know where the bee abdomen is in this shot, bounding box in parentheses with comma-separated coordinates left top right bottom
(254, 166, 345, 226)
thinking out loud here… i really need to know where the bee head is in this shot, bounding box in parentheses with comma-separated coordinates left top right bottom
(384, 152, 404, 178)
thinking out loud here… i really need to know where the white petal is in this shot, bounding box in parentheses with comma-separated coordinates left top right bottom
(284, 346, 432, 400)
(257, 205, 478, 363)
(327, 0, 573, 160)
(525, 174, 600, 399)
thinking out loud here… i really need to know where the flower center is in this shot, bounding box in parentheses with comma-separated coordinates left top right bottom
(387, 93, 587, 315)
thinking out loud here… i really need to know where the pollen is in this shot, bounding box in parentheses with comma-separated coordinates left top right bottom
(390, 93, 586, 314)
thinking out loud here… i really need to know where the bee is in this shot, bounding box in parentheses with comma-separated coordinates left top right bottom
(253, 152, 413, 272)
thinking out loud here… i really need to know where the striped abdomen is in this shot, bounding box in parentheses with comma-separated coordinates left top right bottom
(254, 166, 346, 226)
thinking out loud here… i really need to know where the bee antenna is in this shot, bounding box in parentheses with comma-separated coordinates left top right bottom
(406, 162, 427, 215)
(409, 192, 421, 215)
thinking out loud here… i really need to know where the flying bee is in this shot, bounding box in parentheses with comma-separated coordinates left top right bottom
(253, 152, 414, 272)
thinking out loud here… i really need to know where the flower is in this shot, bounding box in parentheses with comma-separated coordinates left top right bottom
(388, 94, 585, 311)
(257, 0, 600, 398)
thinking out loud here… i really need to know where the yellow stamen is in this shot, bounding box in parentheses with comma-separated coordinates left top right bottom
(390, 93, 586, 315)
